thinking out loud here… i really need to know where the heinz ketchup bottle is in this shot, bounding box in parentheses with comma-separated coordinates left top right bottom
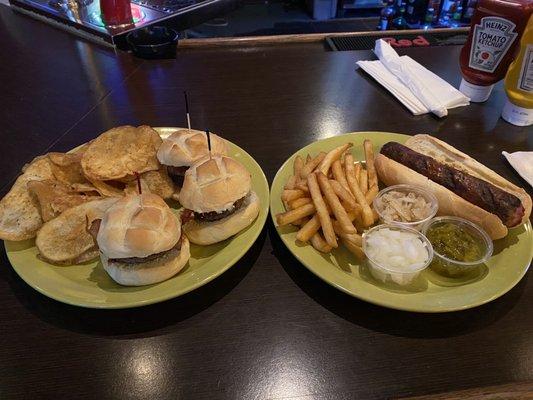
(459, 0, 533, 102)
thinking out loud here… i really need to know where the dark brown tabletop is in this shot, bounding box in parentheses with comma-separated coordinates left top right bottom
(1, 5, 532, 399)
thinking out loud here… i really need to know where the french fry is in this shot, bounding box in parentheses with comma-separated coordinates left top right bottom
(317, 143, 353, 175)
(332, 159, 350, 193)
(364, 139, 378, 190)
(306, 154, 312, 163)
(329, 180, 360, 213)
(296, 214, 321, 242)
(301, 152, 326, 179)
(332, 220, 363, 246)
(307, 173, 337, 248)
(359, 168, 368, 194)
(292, 216, 309, 227)
(354, 161, 362, 180)
(276, 203, 316, 226)
(345, 154, 374, 227)
(289, 197, 312, 209)
(342, 238, 365, 260)
(296, 181, 309, 193)
(281, 189, 305, 202)
(310, 232, 333, 253)
(316, 172, 356, 234)
(294, 155, 304, 179)
(284, 175, 297, 190)
(365, 186, 379, 204)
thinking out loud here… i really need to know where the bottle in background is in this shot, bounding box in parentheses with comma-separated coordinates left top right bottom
(459, 0, 533, 102)
(379, 0, 396, 30)
(460, 0, 477, 23)
(429, 0, 442, 22)
(391, 4, 409, 29)
(406, 0, 428, 25)
(422, 6, 435, 28)
(451, 5, 462, 26)
(501, 15, 533, 126)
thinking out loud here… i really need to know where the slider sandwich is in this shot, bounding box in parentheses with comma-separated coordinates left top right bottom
(157, 129, 228, 188)
(179, 155, 260, 245)
(89, 193, 190, 286)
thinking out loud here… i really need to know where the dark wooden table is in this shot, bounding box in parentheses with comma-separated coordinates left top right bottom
(1, 5, 532, 399)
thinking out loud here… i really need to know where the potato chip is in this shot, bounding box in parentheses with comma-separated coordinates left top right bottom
(48, 152, 88, 186)
(124, 168, 175, 200)
(88, 178, 126, 197)
(0, 157, 54, 241)
(36, 197, 119, 265)
(71, 182, 99, 194)
(81, 125, 162, 181)
(27, 180, 100, 222)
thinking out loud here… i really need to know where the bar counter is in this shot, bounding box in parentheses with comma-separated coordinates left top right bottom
(1, 5, 532, 399)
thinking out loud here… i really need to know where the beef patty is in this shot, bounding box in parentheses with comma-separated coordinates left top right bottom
(88, 219, 183, 264)
(167, 165, 189, 187)
(181, 195, 247, 224)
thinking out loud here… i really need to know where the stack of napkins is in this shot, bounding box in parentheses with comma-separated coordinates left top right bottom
(357, 39, 470, 117)
(502, 151, 533, 189)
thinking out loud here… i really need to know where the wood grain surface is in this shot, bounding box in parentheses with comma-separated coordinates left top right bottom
(0, 5, 532, 400)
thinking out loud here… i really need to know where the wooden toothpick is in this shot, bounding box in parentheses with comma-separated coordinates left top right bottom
(184, 91, 191, 130)
(205, 129, 212, 159)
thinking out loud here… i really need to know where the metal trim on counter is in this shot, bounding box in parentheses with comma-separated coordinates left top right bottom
(177, 27, 470, 49)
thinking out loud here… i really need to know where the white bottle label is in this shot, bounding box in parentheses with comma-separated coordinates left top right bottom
(518, 44, 533, 92)
(469, 16, 518, 73)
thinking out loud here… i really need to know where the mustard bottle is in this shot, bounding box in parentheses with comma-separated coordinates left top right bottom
(501, 15, 533, 126)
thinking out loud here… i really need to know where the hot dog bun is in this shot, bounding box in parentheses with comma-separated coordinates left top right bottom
(406, 135, 531, 225)
(375, 135, 532, 240)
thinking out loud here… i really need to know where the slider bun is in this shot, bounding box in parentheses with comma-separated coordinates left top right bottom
(157, 129, 228, 167)
(406, 134, 532, 225)
(97, 193, 181, 259)
(179, 155, 252, 213)
(102, 237, 190, 286)
(375, 154, 508, 240)
(183, 191, 260, 245)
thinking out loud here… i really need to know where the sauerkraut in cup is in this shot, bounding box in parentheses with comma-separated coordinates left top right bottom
(373, 184, 438, 231)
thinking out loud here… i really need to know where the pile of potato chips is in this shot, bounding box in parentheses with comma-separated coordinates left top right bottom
(0, 125, 177, 265)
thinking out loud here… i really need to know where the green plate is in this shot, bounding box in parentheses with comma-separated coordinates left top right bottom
(270, 132, 533, 313)
(4, 127, 269, 309)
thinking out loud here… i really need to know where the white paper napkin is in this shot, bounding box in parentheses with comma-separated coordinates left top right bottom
(502, 151, 533, 189)
(356, 39, 470, 117)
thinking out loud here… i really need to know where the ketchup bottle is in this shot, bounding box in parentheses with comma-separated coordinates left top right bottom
(459, 0, 533, 102)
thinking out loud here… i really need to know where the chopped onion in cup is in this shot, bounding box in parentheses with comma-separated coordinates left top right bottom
(363, 225, 433, 286)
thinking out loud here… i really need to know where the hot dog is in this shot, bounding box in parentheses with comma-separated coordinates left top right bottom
(374, 135, 532, 240)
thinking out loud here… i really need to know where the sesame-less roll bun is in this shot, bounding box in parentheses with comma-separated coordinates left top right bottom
(178, 155, 260, 245)
(96, 193, 190, 286)
(157, 129, 228, 190)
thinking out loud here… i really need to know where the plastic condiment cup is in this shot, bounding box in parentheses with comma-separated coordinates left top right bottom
(373, 184, 438, 231)
(362, 224, 433, 286)
(422, 216, 493, 278)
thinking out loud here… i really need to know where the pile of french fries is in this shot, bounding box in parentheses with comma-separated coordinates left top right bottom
(276, 140, 379, 259)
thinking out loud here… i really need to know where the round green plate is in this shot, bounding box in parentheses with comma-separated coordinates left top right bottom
(4, 127, 270, 309)
(270, 132, 533, 313)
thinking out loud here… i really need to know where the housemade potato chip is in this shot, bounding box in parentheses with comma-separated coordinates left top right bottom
(27, 180, 100, 222)
(48, 152, 88, 185)
(124, 168, 175, 200)
(36, 197, 119, 265)
(0, 157, 54, 241)
(81, 126, 162, 181)
(88, 178, 126, 197)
